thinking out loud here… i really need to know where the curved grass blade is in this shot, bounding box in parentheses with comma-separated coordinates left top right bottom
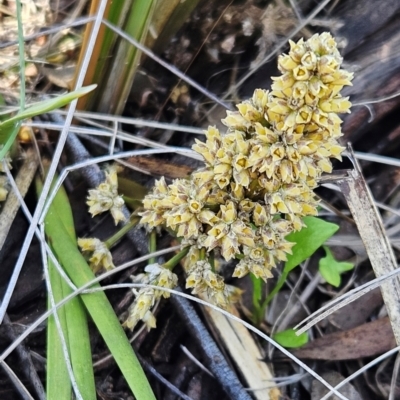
(36, 175, 96, 400)
(0, 85, 96, 161)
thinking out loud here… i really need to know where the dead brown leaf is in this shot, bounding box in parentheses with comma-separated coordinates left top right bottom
(291, 317, 395, 360)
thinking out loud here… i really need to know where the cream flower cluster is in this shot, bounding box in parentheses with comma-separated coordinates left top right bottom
(86, 166, 125, 225)
(139, 32, 352, 303)
(123, 264, 178, 330)
(78, 237, 115, 273)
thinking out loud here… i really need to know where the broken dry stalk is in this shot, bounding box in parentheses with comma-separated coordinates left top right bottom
(337, 145, 400, 346)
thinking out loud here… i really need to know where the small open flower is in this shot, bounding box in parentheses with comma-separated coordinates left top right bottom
(123, 288, 156, 330)
(124, 264, 178, 331)
(186, 260, 229, 307)
(77, 237, 115, 273)
(233, 247, 275, 281)
(204, 200, 256, 260)
(86, 167, 126, 225)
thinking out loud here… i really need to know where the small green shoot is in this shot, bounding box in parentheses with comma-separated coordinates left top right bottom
(250, 272, 263, 309)
(273, 328, 308, 348)
(319, 245, 354, 287)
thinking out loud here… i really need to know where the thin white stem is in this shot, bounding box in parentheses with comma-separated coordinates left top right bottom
(389, 352, 400, 400)
(295, 265, 400, 334)
(0, 361, 35, 400)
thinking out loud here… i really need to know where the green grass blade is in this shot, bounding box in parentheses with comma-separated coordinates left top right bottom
(0, 85, 97, 131)
(97, 0, 156, 114)
(50, 183, 96, 400)
(89, 1, 134, 92)
(149, 0, 201, 54)
(46, 261, 71, 400)
(0, 85, 96, 161)
(42, 194, 155, 400)
(37, 176, 96, 400)
(0, 122, 20, 163)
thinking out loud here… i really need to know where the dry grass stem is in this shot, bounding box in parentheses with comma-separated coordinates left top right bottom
(202, 303, 280, 400)
(336, 145, 400, 346)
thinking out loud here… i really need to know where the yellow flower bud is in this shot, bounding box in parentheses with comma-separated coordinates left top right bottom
(214, 163, 231, 176)
(278, 54, 299, 71)
(317, 158, 333, 173)
(253, 203, 269, 226)
(301, 51, 317, 70)
(271, 143, 285, 161)
(220, 201, 237, 223)
(318, 55, 340, 75)
(319, 97, 352, 113)
(293, 65, 311, 81)
(289, 38, 306, 62)
(233, 169, 250, 187)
